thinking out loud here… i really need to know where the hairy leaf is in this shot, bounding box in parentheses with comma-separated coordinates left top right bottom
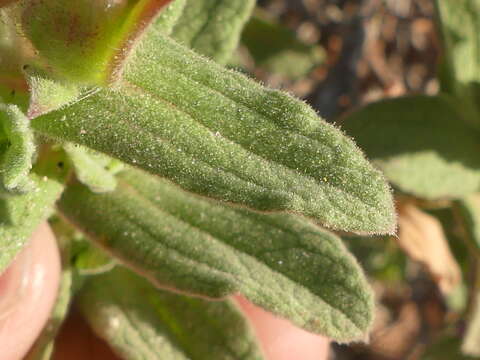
(33, 34, 395, 234)
(342, 95, 480, 199)
(0, 148, 68, 272)
(172, 0, 255, 63)
(78, 266, 263, 360)
(25, 67, 81, 118)
(59, 167, 374, 342)
(64, 144, 117, 193)
(0, 103, 34, 192)
(154, 0, 186, 35)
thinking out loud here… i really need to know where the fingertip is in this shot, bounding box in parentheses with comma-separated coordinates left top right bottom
(235, 296, 330, 360)
(0, 223, 61, 360)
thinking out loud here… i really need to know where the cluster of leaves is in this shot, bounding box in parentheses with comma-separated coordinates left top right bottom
(0, 0, 398, 358)
(338, 0, 480, 357)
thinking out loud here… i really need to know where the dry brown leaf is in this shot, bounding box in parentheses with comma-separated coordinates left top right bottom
(397, 203, 461, 294)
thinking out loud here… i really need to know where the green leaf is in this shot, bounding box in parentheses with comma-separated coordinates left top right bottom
(74, 242, 116, 276)
(153, 0, 187, 35)
(23, 269, 73, 360)
(172, 0, 255, 63)
(78, 266, 263, 360)
(463, 291, 480, 357)
(0, 10, 29, 110)
(25, 67, 81, 118)
(58, 167, 374, 342)
(342, 95, 480, 200)
(64, 144, 117, 193)
(241, 16, 325, 79)
(435, 0, 480, 90)
(0, 103, 34, 193)
(435, 0, 480, 128)
(457, 193, 480, 250)
(33, 34, 395, 234)
(0, 147, 68, 272)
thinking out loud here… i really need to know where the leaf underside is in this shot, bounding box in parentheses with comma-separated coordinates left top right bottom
(79, 266, 264, 360)
(59, 167, 374, 342)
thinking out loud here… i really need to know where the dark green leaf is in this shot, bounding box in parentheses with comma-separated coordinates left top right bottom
(172, 0, 255, 63)
(33, 33, 395, 234)
(241, 16, 325, 79)
(59, 167, 374, 342)
(342, 95, 480, 200)
(78, 266, 263, 360)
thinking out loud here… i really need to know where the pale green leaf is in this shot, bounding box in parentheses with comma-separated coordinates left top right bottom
(64, 144, 117, 193)
(23, 269, 73, 360)
(78, 266, 263, 360)
(172, 0, 255, 63)
(241, 16, 325, 79)
(33, 33, 395, 234)
(25, 67, 81, 118)
(154, 0, 187, 35)
(342, 95, 480, 200)
(0, 148, 68, 272)
(0, 103, 34, 193)
(58, 167, 374, 342)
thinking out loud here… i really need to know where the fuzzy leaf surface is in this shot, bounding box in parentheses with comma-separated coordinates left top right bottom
(33, 34, 395, 234)
(171, 0, 255, 63)
(0, 149, 68, 272)
(0, 103, 34, 193)
(78, 266, 263, 360)
(59, 167, 374, 342)
(342, 95, 480, 200)
(64, 144, 117, 193)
